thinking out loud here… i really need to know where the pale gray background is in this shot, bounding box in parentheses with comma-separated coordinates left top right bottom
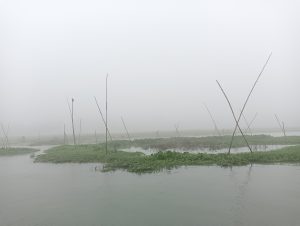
(0, 0, 299, 136)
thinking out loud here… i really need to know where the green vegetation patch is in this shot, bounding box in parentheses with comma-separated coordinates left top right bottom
(0, 147, 39, 156)
(35, 144, 300, 173)
(109, 135, 300, 151)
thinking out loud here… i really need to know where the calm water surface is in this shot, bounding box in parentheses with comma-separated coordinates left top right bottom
(0, 147, 299, 226)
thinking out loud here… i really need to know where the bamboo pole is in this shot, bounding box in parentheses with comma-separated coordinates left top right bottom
(275, 114, 286, 137)
(78, 119, 82, 145)
(228, 53, 272, 152)
(1, 124, 9, 149)
(64, 124, 66, 145)
(121, 117, 132, 141)
(282, 121, 287, 137)
(216, 80, 252, 153)
(0, 124, 6, 149)
(174, 124, 180, 137)
(242, 113, 253, 136)
(106, 74, 108, 155)
(203, 103, 222, 136)
(94, 96, 113, 141)
(95, 130, 98, 144)
(245, 113, 258, 135)
(67, 98, 76, 145)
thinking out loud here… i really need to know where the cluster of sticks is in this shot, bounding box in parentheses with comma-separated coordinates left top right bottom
(216, 53, 272, 154)
(66, 74, 132, 155)
(65, 53, 277, 156)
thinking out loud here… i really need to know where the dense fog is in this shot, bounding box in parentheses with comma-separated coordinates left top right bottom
(0, 0, 299, 136)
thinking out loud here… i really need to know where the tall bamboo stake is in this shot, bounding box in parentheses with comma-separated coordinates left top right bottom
(216, 80, 252, 153)
(106, 74, 108, 155)
(64, 124, 66, 145)
(228, 53, 272, 153)
(121, 117, 131, 141)
(203, 103, 222, 136)
(78, 119, 82, 145)
(67, 98, 76, 145)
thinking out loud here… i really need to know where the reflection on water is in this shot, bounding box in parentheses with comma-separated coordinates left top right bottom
(230, 164, 253, 226)
(0, 152, 299, 226)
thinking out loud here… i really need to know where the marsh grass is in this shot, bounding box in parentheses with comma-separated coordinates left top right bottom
(109, 135, 300, 151)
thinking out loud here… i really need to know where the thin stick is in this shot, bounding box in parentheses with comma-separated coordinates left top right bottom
(67, 98, 76, 145)
(121, 117, 132, 141)
(275, 114, 285, 136)
(282, 121, 286, 137)
(155, 130, 160, 138)
(245, 113, 258, 135)
(174, 124, 180, 137)
(94, 96, 113, 141)
(275, 114, 286, 138)
(242, 113, 253, 136)
(106, 74, 108, 155)
(95, 130, 98, 144)
(0, 124, 7, 149)
(228, 53, 272, 152)
(64, 124, 66, 145)
(1, 123, 9, 149)
(203, 103, 222, 136)
(216, 80, 252, 153)
(78, 119, 82, 145)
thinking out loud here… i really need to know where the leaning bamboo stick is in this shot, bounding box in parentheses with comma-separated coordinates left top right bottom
(67, 98, 76, 145)
(245, 113, 258, 135)
(94, 96, 113, 141)
(203, 103, 222, 136)
(105, 74, 108, 155)
(1, 123, 9, 149)
(216, 80, 252, 153)
(228, 53, 272, 152)
(275, 114, 286, 137)
(121, 117, 132, 141)
(242, 113, 253, 135)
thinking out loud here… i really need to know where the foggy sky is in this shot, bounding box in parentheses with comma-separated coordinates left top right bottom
(0, 0, 299, 136)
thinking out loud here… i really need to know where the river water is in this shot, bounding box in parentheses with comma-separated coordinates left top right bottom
(0, 146, 299, 226)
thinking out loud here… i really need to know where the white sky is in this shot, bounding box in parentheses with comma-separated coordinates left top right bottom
(0, 0, 299, 136)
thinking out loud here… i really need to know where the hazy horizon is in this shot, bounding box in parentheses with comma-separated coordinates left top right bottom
(1, 0, 299, 136)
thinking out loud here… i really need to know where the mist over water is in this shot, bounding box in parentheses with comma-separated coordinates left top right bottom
(0, 0, 300, 137)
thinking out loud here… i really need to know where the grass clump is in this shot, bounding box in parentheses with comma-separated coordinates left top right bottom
(35, 144, 300, 173)
(0, 148, 38, 156)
